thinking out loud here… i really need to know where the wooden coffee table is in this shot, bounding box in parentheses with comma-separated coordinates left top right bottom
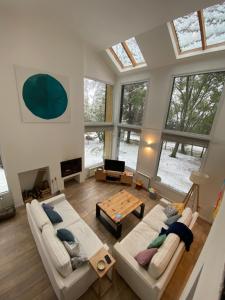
(96, 190, 145, 238)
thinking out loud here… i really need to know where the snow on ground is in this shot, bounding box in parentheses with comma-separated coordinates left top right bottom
(0, 168, 9, 193)
(118, 141, 138, 170)
(158, 145, 201, 193)
(85, 137, 104, 168)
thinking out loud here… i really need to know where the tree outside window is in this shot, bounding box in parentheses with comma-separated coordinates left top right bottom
(165, 72, 225, 158)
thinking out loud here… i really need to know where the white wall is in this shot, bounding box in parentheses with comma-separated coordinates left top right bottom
(83, 42, 116, 84)
(0, 12, 77, 206)
(114, 53, 225, 222)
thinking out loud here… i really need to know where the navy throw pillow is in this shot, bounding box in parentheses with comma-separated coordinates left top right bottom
(57, 228, 75, 242)
(42, 203, 54, 210)
(43, 207, 63, 224)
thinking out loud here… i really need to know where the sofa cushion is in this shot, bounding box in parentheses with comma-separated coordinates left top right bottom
(135, 248, 158, 267)
(63, 240, 80, 257)
(143, 210, 168, 233)
(120, 221, 158, 257)
(148, 233, 180, 279)
(57, 228, 75, 242)
(30, 199, 51, 230)
(49, 199, 81, 229)
(42, 224, 73, 278)
(44, 208, 63, 224)
(165, 214, 181, 226)
(147, 234, 167, 249)
(178, 207, 192, 227)
(66, 219, 103, 259)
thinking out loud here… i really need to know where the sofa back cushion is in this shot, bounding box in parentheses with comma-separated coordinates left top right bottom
(30, 199, 51, 230)
(42, 224, 73, 278)
(148, 233, 180, 279)
(178, 207, 192, 227)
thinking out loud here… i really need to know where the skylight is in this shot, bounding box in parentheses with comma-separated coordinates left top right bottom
(170, 1, 225, 56)
(107, 37, 146, 71)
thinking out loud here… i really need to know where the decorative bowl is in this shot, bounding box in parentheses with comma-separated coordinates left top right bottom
(97, 259, 106, 271)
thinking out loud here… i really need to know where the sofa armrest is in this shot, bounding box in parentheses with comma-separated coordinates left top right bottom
(159, 198, 171, 207)
(42, 193, 66, 206)
(113, 242, 156, 287)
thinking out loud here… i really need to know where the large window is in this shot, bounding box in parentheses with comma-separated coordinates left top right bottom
(157, 71, 225, 193)
(157, 138, 208, 193)
(120, 81, 148, 126)
(117, 81, 148, 170)
(84, 78, 106, 123)
(166, 72, 225, 135)
(170, 2, 225, 57)
(0, 157, 8, 194)
(118, 129, 140, 170)
(84, 78, 113, 169)
(107, 37, 147, 72)
(84, 131, 105, 168)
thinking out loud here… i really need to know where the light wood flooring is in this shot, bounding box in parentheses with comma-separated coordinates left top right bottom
(0, 178, 211, 300)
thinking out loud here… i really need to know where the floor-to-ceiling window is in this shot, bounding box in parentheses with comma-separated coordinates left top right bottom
(117, 81, 148, 170)
(156, 71, 225, 193)
(84, 78, 113, 168)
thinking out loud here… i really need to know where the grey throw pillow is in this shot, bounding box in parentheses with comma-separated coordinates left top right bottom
(165, 214, 181, 226)
(164, 206, 178, 218)
(63, 240, 80, 257)
(71, 255, 88, 270)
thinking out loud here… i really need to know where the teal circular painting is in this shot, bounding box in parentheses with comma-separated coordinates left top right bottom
(22, 74, 68, 120)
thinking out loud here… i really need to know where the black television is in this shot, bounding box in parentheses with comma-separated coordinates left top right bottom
(104, 159, 125, 172)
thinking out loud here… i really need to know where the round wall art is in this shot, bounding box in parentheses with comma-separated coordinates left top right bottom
(22, 74, 68, 120)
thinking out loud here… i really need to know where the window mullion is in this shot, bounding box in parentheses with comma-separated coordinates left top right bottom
(121, 42, 137, 67)
(197, 10, 207, 50)
(109, 48, 124, 68)
(171, 22, 181, 54)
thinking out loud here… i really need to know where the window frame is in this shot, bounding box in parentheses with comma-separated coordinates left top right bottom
(169, 5, 225, 58)
(107, 38, 147, 72)
(154, 69, 225, 194)
(115, 79, 149, 171)
(84, 77, 114, 170)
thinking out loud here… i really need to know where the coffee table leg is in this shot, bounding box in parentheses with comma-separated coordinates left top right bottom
(96, 203, 122, 238)
(132, 203, 145, 219)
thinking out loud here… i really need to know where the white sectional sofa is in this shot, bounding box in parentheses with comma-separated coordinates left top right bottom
(113, 199, 199, 300)
(26, 193, 106, 300)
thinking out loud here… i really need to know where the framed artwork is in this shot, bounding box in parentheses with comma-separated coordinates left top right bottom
(14, 65, 70, 122)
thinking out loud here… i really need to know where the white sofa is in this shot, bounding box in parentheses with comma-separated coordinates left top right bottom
(113, 199, 199, 300)
(26, 193, 106, 300)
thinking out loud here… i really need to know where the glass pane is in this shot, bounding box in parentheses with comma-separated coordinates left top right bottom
(125, 37, 145, 64)
(85, 131, 104, 168)
(157, 141, 206, 193)
(112, 43, 132, 67)
(118, 129, 140, 170)
(120, 82, 148, 126)
(173, 12, 202, 52)
(0, 160, 9, 194)
(166, 72, 225, 135)
(203, 2, 225, 46)
(84, 78, 106, 122)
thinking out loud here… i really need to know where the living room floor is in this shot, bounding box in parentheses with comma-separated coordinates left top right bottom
(0, 178, 211, 300)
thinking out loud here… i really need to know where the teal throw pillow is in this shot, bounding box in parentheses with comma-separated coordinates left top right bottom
(57, 228, 75, 242)
(148, 234, 167, 249)
(165, 214, 181, 226)
(44, 208, 63, 224)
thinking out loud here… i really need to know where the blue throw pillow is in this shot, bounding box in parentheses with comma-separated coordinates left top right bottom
(57, 228, 75, 242)
(43, 207, 63, 224)
(165, 214, 181, 226)
(42, 203, 54, 210)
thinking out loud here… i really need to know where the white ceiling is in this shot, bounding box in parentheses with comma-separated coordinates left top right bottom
(0, 0, 220, 50)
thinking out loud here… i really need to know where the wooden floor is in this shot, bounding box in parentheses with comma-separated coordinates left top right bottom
(0, 178, 211, 300)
